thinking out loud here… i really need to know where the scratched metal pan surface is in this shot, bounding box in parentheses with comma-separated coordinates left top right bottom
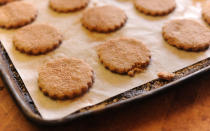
(0, 42, 209, 126)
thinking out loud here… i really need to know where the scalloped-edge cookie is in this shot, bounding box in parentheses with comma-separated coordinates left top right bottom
(134, 0, 176, 16)
(202, 1, 210, 25)
(97, 37, 151, 76)
(49, 0, 89, 13)
(13, 24, 62, 55)
(82, 5, 127, 33)
(162, 19, 210, 51)
(38, 58, 94, 100)
(0, 1, 37, 29)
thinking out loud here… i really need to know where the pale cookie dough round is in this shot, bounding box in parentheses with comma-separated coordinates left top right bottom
(82, 5, 127, 33)
(0, 0, 17, 5)
(202, 1, 210, 25)
(162, 19, 210, 51)
(49, 0, 89, 13)
(13, 24, 62, 55)
(97, 37, 151, 76)
(0, 1, 37, 28)
(134, 0, 176, 16)
(38, 58, 94, 100)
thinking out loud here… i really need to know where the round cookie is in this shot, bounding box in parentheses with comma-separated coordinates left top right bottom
(82, 5, 127, 33)
(38, 58, 94, 100)
(49, 0, 89, 12)
(97, 37, 151, 76)
(162, 19, 210, 51)
(0, 0, 17, 5)
(202, 1, 210, 25)
(0, 1, 37, 29)
(13, 24, 62, 55)
(134, 0, 176, 16)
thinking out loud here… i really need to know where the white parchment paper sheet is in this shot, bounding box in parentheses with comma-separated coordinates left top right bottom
(0, 0, 209, 119)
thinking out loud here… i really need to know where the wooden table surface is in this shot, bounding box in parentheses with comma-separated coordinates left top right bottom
(0, 71, 210, 131)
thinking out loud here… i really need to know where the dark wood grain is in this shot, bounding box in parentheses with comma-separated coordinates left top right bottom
(0, 71, 210, 131)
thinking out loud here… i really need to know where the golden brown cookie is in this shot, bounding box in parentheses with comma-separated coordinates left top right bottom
(13, 24, 62, 55)
(97, 37, 151, 76)
(0, 0, 17, 5)
(38, 58, 94, 100)
(162, 19, 210, 51)
(49, 0, 89, 12)
(157, 72, 175, 81)
(202, 1, 210, 25)
(0, 1, 37, 29)
(134, 0, 176, 16)
(82, 5, 127, 33)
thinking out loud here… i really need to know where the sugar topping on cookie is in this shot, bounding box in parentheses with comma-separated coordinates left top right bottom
(162, 19, 210, 51)
(0, 1, 37, 28)
(202, 1, 210, 25)
(134, 0, 176, 16)
(49, 0, 89, 13)
(13, 24, 62, 55)
(97, 37, 151, 76)
(82, 5, 127, 33)
(38, 57, 94, 100)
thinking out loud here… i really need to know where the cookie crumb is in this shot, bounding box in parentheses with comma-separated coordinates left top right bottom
(128, 68, 143, 77)
(157, 72, 175, 81)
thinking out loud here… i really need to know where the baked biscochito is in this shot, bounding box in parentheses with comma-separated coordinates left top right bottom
(82, 5, 127, 33)
(13, 24, 62, 55)
(134, 0, 176, 16)
(202, 1, 210, 25)
(162, 19, 210, 51)
(97, 37, 151, 77)
(0, 1, 37, 28)
(49, 0, 89, 13)
(38, 58, 94, 100)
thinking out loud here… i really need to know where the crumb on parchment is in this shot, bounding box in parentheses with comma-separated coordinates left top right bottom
(157, 72, 175, 81)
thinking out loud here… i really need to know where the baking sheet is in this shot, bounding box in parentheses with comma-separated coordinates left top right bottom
(0, 0, 209, 120)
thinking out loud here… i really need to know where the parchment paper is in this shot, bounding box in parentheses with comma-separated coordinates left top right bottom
(0, 0, 209, 120)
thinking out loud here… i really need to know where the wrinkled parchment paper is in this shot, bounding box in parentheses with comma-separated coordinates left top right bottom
(0, 0, 209, 120)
